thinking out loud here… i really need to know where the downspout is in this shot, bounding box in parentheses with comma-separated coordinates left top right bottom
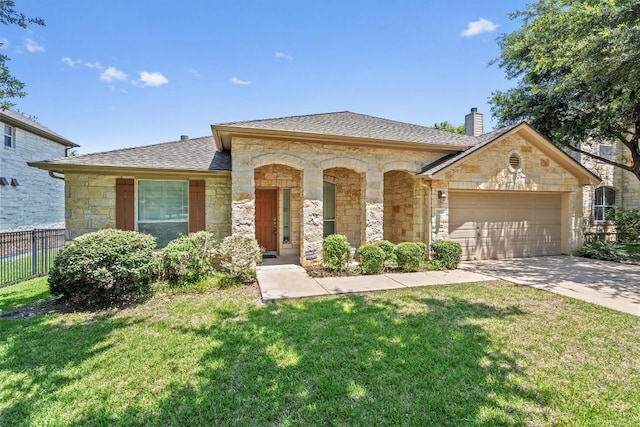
(49, 171, 65, 180)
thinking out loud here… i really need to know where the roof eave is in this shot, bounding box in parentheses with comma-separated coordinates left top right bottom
(210, 125, 470, 152)
(0, 112, 78, 147)
(28, 162, 231, 177)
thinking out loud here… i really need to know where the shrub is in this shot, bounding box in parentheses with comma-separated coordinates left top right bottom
(373, 240, 398, 270)
(394, 242, 425, 272)
(610, 208, 640, 243)
(431, 240, 462, 270)
(48, 229, 158, 304)
(217, 235, 262, 283)
(357, 244, 385, 275)
(159, 231, 217, 284)
(323, 234, 352, 271)
(581, 240, 628, 262)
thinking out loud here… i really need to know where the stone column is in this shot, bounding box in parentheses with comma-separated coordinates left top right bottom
(365, 168, 384, 243)
(301, 166, 323, 265)
(231, 160, 255, 238)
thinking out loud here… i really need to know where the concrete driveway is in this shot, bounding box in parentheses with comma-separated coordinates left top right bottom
(460, 256, 640, 316)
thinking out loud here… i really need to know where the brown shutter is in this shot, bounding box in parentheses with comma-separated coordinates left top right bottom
(115, 178, 135, 231)
(189, 180, 206, 233)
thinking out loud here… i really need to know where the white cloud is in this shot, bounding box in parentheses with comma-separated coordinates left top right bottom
(275, 51, 293, 60)
(138, 71, 169, 87)
(0, 38, 9, 50)
(61, 56, 81, 67)
(231, 76, 251, 85)
(84, 61, 103, 69)
(461, 18, 498, 37)
(100, 66, 127, 82)
(25, 38, 44, 52)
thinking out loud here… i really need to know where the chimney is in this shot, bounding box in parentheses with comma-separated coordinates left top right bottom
(464, 107, 483, 137)
(180, 135, 189, 141)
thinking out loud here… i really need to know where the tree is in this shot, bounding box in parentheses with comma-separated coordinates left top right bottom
(0, 1, 45, 110)
(433, 121, 465, 134)
(490, 0, 640, 181)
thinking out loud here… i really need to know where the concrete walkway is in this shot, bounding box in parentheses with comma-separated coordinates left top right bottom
(256, 264, 494, 302)
(257, 255, 640, 317)
(461, 256, 640, 317)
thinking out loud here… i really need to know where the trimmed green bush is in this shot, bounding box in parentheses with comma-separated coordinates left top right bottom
(373, 240, 398, 269)
(48, 229, 158, 304)
(160, 231, 217, 284)
(581, 240, 628, 262)
(357, 244, 385, 275)
(394, 242, 425, 272)
(610, 208, 640, 243)
(217, 235, 262, 283)
(431, 240, 462, 270)
(323, 234, 352, 271)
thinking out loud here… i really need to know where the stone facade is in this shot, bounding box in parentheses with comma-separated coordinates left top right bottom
(0, 124, 68, 231)
(64, 173, 231, 241)
(432, 133, 584, 254)
(230, 136, 440, 264)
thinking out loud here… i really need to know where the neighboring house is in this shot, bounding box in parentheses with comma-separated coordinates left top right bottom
(0, 110, 77, 232)
(578, 140, 640, 235)
(30, 109, 600, 262)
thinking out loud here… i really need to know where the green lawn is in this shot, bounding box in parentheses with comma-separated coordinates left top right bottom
(1, 279, 639, 426)
(0, 277, 50, 311)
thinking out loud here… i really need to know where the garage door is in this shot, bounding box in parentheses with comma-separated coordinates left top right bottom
(448, 192, 562, 260)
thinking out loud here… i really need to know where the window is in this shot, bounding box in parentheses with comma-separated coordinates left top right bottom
(593, 186, 616, 221)
(137, 180, 189, 247)
(599, 144, 613, 160)
(282, 188, 291, 242)
(4, 125, 13, 148)
(323, 181, 336, 237)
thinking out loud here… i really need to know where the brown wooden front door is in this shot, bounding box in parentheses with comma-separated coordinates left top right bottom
(255, 189, 277, 251)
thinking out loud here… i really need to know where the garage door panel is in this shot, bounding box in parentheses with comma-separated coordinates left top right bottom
(448, 192, 562, 260)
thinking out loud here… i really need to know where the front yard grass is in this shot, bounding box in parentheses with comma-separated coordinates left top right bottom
(0, 277, 50, 312)
(1, 279, 639, 426)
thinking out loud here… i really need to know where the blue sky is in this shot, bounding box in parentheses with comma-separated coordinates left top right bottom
(3, 0, 528, 154)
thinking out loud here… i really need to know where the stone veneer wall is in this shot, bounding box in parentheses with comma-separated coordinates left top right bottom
(64, 173, 232, 241)
(433, 133, 584, 253)
(0, 125, 68, 231)
(383, 170, 419, 243)
(231, 137, 440, 264)
(254, 164, 302, 253)
(324, 167, 363, 248)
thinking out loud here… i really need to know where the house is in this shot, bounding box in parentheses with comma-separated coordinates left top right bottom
(577, 139, 640, 235)
(29, 109, 600, 263)
(0, 110, 77, 232)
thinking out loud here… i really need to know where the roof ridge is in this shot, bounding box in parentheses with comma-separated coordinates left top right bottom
(216, 111, 352, 126)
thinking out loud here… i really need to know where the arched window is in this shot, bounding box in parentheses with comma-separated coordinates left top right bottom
(593, 186, 616, 221)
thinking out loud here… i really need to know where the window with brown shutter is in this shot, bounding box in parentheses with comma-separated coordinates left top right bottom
(115, 178, 135, 230)
(189, 180, 206, 233)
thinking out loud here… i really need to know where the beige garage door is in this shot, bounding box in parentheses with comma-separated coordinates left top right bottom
(448, 191, 562, 260)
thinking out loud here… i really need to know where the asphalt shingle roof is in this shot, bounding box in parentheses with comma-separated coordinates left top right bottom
(420, 123, 521, 175)
(216, 111, 477, 147)
(0, 109, 77, 147)
(35, 136, 230, 171)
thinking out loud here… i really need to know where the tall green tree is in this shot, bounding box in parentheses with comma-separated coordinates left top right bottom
(490, 0, 640, 181)
(432, 121, 465, 134)
(0, 1, 45, 109)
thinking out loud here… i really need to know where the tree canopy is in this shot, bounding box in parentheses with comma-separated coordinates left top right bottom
(0, 0, 45, 110)
(432, 121, 465, 134)
(490, 0, 640, 181)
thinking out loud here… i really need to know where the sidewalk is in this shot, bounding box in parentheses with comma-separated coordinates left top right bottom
(256, 264, 495, 302)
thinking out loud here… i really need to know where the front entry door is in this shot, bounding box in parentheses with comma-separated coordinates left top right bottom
(255, 189, 277, 251)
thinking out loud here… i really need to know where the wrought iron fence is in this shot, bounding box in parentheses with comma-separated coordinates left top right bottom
(0, 228, 66, 287)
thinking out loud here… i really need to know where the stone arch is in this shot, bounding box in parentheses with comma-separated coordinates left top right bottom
(381, 160, 420, 174)
(252, 153, 305, 170)
(320, 157, 367, 174)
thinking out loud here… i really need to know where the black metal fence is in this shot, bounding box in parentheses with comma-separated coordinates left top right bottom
(0, 229, 66, 287)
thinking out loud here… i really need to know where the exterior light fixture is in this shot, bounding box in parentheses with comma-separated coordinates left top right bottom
(437, 190, 447, 201)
